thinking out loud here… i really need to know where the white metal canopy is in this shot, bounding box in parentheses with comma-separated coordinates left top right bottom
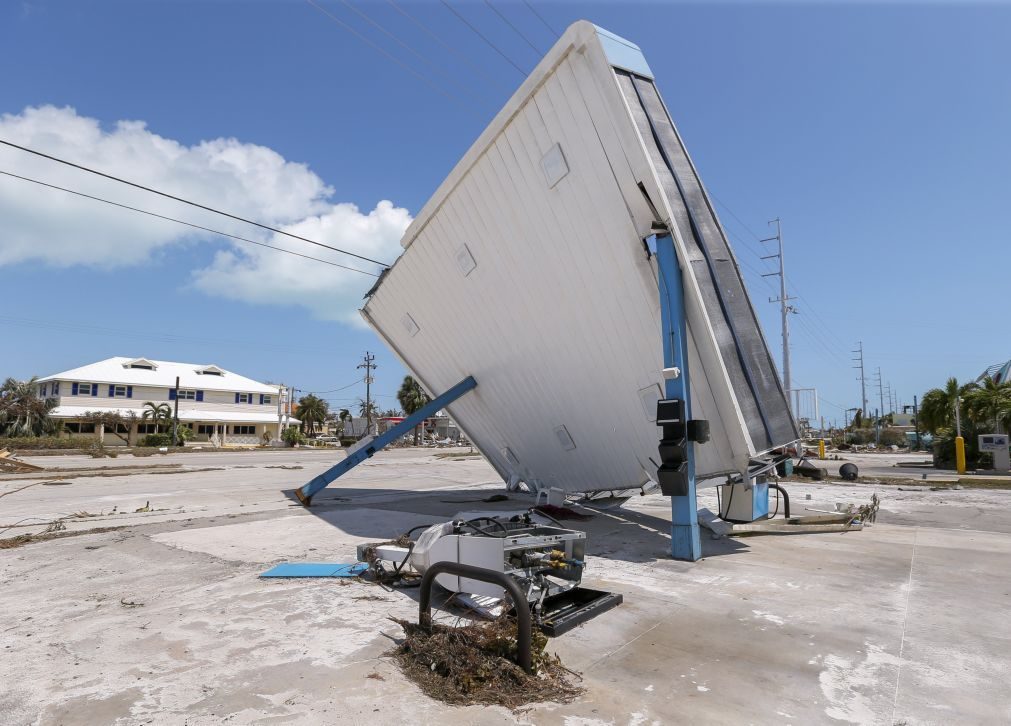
(362, 21, 798, 494)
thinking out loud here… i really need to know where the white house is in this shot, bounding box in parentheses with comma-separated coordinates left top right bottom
(36, 357, 297, 446)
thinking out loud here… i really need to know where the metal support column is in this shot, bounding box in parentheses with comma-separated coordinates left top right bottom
(654, 233, 701, 561)
(292, 376, 477, 506)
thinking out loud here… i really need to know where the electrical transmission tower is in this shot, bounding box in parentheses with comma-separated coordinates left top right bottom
(760, 217, 797, 412)
(852, 342, 868, 417)
(357, 352, 377, 434)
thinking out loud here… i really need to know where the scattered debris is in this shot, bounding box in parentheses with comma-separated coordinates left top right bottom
(366, 671, 385, 681)
(856, 493, 881, 523)
(389, 617, 582, 709)
(0, 526, 127, 550)
(0, 482, 42, 499)
(839, 463, 859, 481)
(0, 449, 45, 473)
(265, 465, 304, 470)
(135, 501, 151, 513)
(120, 599, 144, 608)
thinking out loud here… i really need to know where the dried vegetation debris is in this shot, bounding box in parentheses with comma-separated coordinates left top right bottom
(389, 617, 583, 709)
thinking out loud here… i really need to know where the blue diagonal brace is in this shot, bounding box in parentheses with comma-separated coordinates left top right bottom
(292, 376, 477, 506)
(653, 233, 702, 561)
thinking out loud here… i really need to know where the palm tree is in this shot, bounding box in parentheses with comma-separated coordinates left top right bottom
(964, 375, 1011, 433)
(397, 375, 431, 445)
(296, 394, 328, 436)
(356, 398, 379, 428)
(142, 402, 173, 434)
(337, 408, 351, 436)
(919, 377, 976, 435)
(0, 376, 56, 437)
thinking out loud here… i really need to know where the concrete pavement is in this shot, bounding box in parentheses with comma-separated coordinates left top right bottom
(2, 448, 1010, 724)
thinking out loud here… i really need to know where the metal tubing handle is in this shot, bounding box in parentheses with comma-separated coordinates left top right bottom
(418, 561, 533, 674)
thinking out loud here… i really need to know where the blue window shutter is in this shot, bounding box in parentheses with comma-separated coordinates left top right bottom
(41, 385, 47, 397)
(248, 394, 253, 405)
(169, 389, 176, 401)
(92, 384, 98, 397)
(72, 382, 79, 396)
(127, 386, 133, 399)
(234, 392, 240, 404)
(196, 390, 204, 402)
(108, 385, 115, 397)
(259, 394, 264, 405)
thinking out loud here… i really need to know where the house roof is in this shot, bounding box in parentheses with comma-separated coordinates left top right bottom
(38, 357, 279, 394)
(51, 405, 297, 424)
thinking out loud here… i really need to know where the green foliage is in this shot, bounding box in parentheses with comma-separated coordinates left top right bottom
(357, 398, 379, 421)
(933, 432, 982, 470)
(919, 377, 976, 435)
(296, 394, 329, 435)
(142, 402, 173, 433)
(0, 435, 95, 450)
(397, 376, 430, 445)
(282, 427, 307, 447)
(176, 426, 194, 444)
(963, 375, 1011, 432)
(0, 376, 57, 437)
(878, 428, 908, 447)
(849, 409, 864, 430)
(140, 433, 173, 447)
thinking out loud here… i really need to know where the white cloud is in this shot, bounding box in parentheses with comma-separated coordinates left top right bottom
(191, 200, 410, 324)
(0, 105, 410, 321)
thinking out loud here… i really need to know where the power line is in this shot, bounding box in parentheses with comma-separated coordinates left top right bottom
(335, 0, 479, 99)
(0, 169, 379, 277)
(0, 138, 390, 268)
(440, 0, 528, 77)
(295, 378, 364, 395)
(522, 0, 559, 38)
(386, 0, 506, 89)
(483, 0, 542, 55)
(307, 0, 479, 117)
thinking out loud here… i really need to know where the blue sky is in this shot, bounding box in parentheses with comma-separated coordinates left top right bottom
(1, 1, 1009, 426)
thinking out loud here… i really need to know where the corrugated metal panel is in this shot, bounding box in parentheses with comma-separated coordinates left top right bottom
(362, 22, 795, 493)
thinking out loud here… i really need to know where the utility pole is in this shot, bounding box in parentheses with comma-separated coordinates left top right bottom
(913, 394, 921, 450)
(277, 385, 285, 443)
(171, 376, 180, 446)
(852, 342, 868, 417)
(358, 352, 377, 435)
(760, 218, 796, 412)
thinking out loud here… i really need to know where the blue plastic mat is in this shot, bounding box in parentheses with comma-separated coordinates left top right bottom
(260, 562, 368, 578)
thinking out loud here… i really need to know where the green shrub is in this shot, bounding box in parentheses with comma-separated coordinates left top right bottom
(140, 433, 173, 447)
(0, 435, 95, 450)
(878, 428, 908, 448)
(933, 432, 982, 470)
(282, 427, 307, 447)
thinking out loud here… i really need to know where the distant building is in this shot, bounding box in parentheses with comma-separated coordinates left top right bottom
(36, 357, 297, 446)
(979, 360, 1011, 384)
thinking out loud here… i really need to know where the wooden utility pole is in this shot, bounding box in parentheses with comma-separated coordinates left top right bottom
(357, 352, 377, 435)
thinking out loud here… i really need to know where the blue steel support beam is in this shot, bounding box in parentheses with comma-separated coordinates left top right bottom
(293, 376, 477, 506)
(654, 233, 702, 561)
